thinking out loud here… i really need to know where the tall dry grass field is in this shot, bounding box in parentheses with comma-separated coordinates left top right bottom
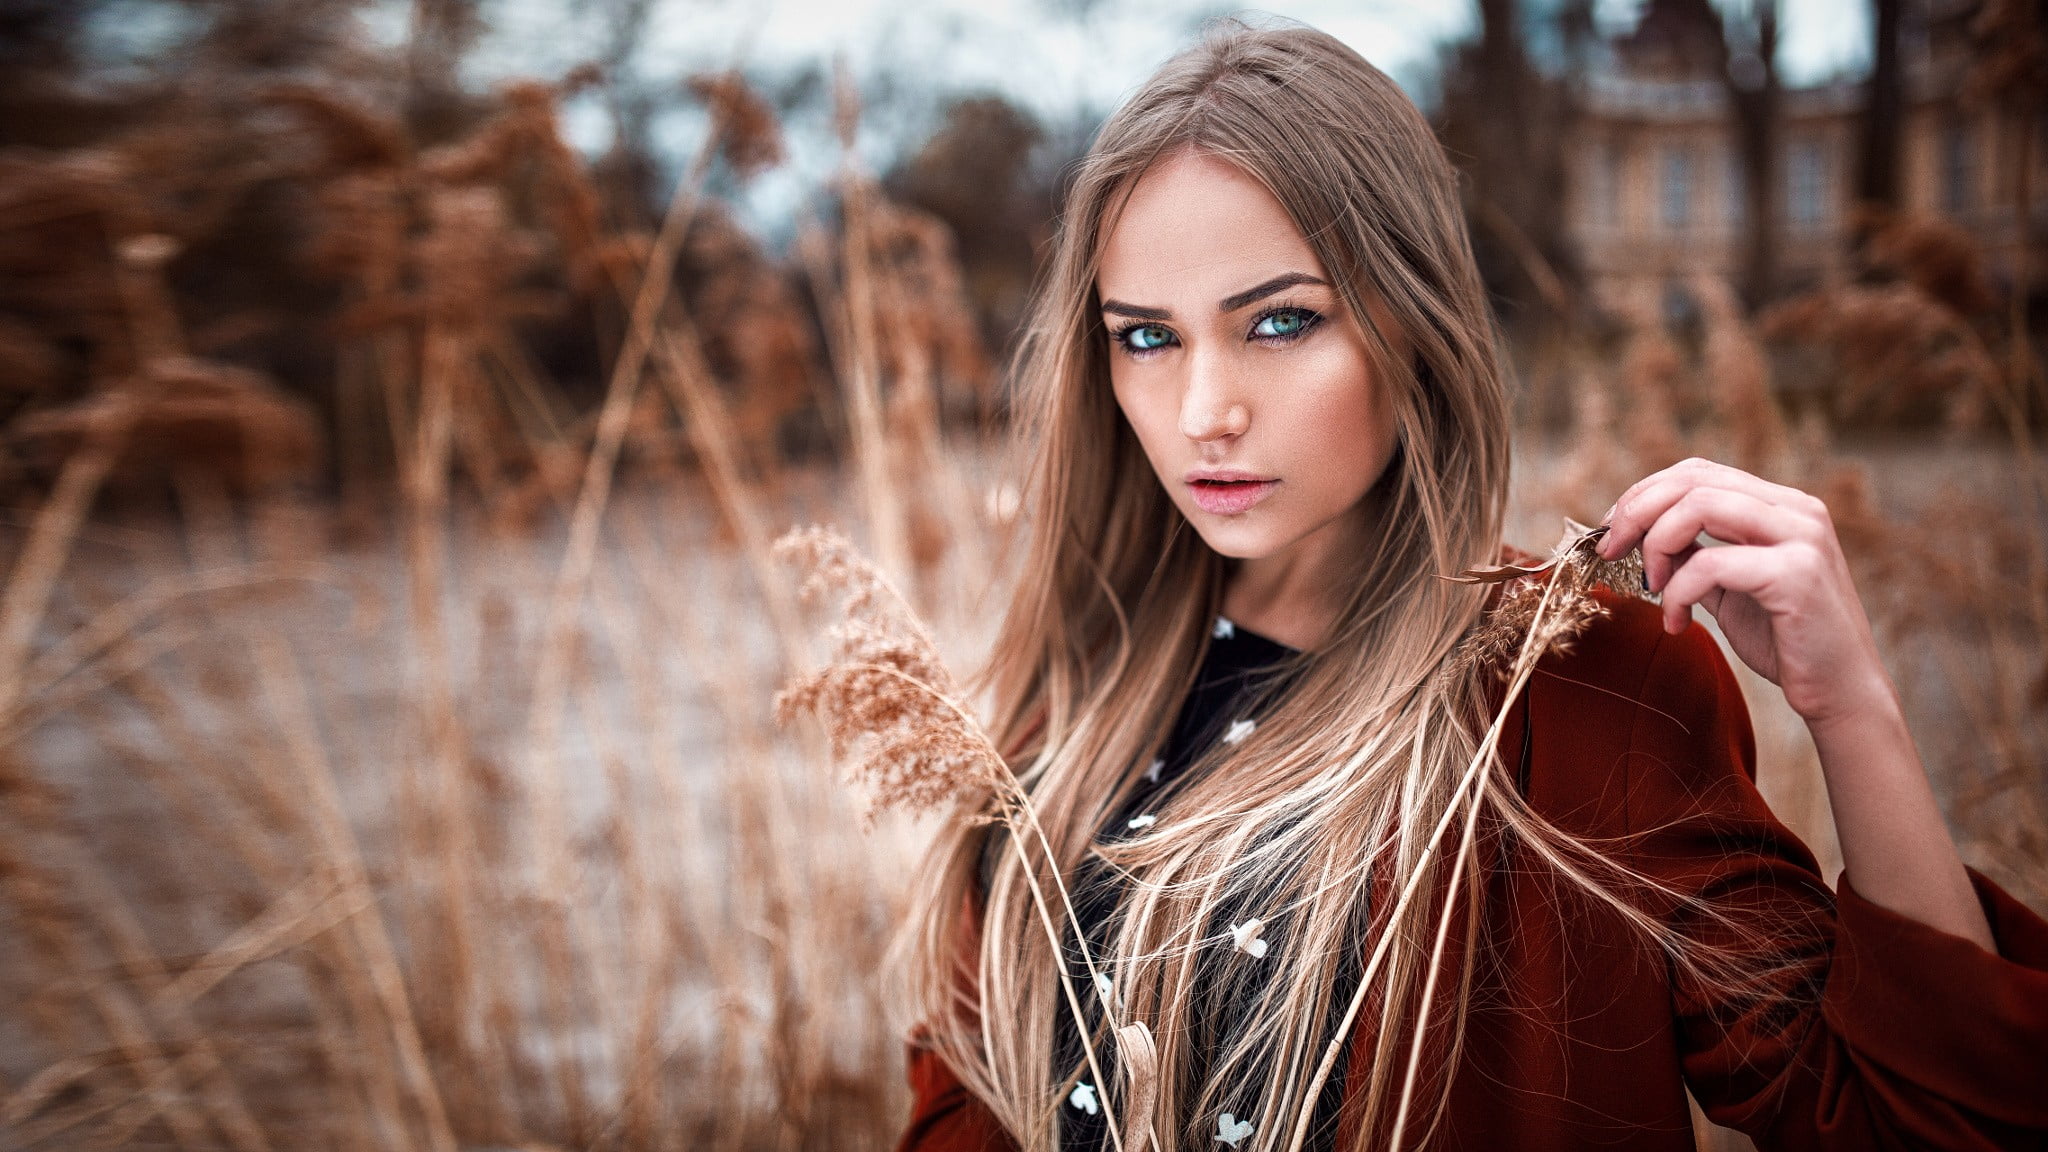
(0, 69, 1000, 1150)
(1, 65, 2042, 1152)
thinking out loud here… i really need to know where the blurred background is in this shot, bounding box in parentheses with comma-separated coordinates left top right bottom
(0, 0, 2041, 1149)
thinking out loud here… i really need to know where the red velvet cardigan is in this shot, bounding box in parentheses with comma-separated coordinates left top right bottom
(896, 588, 2048, 1151)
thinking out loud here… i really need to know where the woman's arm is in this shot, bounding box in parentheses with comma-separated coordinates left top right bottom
(1598, 456, 1995, 951)
(1804, 679, 1995, 948)
(1613, 618, 2048, 1147)
(897, 884, 1020, 1152)
(898, 1040, 1018, 1152)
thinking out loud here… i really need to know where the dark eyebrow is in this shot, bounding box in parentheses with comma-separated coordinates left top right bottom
(1218, 272, 1327, 313)
(1098, 272, 1328, 323)
(1100, 299, 1170, 321)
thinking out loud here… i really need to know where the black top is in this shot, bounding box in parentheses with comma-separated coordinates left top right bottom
(1053, 616, 1352, 1149)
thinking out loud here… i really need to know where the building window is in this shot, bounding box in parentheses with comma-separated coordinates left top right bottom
(1788, 138, 1828, 230)
(1724, 145, 1746, 228)
(1942, 122, 1973, 215)
(1661, 144, 1693, 232)
(1589, 138, 1622, 229)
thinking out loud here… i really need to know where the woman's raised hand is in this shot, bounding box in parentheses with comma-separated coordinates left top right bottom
(1596, 456, 1894, 731)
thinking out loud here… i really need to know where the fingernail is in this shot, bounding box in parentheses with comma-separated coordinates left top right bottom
(1602, 502, 1616, 524)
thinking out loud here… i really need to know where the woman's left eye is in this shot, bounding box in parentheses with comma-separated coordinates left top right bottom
(1250, 307, 1320, 341)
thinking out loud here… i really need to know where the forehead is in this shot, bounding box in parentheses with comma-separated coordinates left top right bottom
(1095, 150, 1327, 305)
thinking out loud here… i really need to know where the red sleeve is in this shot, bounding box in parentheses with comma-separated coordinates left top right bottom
(897, 880, 1020, 1152)
(897, 1040, 1018, 1152)
(1623, 619, 2048, 1150)
(1820, 868, 2048, 1132)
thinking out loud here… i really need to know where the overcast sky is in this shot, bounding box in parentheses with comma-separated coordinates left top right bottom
(451, 0, 1872, 236)
(471, 0, 1872, 107)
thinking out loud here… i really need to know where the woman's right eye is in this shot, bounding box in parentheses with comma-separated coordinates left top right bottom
(1114, 323, 1177, 355)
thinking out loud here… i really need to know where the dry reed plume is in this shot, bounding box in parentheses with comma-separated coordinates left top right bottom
(1446, 518, 1650, 675)
(774, 525, 1005, 822)
(771, 524, 1148, 1151)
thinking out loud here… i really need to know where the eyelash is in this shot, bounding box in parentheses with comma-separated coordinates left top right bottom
(1109, 301, 1326, 359)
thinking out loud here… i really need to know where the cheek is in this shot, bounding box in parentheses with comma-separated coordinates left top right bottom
(1287, 345, 1398, 486)
(1109, 368, 1173, 457)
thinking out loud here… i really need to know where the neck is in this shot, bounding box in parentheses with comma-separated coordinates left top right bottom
(1218, 515, 1362, 651)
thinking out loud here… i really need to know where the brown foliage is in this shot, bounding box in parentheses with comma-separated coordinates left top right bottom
(1762, 281, 2001, 427)
(687, 70, 786, 181)
(1854, 207, 1999, 318)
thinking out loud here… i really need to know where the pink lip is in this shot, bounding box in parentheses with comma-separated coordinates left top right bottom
(1186, 473, 1280, 515)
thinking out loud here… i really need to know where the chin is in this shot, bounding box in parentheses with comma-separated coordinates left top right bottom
(1185, 516, 1291, 561)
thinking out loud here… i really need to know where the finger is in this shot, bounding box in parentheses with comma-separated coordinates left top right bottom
(1641, 487, 1812, 592)
(1658, 543, 1792, 634)
(1602, 458, 1821, 559)
(1619, 457, 1812, 517)
(1651, 540, 1703, 597)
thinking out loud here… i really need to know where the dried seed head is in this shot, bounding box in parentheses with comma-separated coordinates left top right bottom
(1117, 1020, 1159, 1151)
(1445, 520, 1652, 682)
(1691, 274, 1786, 474)
(260, 84, 410, 173)
(688, 71, 786, 181)
(832, 64, 862, 148)
(773, 526, 1007, 823)
(117, 234, 179, 269)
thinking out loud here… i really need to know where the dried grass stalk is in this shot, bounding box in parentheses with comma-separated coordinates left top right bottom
(1290, 518, 1655, 1152)
(772, 525, 1131, 1151)
(1444, 519, 1648, 678)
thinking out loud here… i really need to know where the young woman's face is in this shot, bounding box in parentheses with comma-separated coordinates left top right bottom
(1096, 149, 1400, 571)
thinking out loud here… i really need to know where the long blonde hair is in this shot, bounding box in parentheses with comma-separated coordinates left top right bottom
(896, 17, 1754, 1151)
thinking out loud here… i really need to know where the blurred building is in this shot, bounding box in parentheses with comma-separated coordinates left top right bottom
(1567, 0, 2048, 318)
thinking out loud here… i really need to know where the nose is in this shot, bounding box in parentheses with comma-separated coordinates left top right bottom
(1177, 350, 1249, 443)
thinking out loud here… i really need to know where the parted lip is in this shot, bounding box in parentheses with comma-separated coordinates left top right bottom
(1184, 468, 1275, 484)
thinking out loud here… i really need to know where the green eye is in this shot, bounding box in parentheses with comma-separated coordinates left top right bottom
(1124, 324, 1173, 351)
(1253, 309, 1313, 339)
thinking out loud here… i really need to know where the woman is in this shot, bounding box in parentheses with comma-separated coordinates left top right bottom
(891, 17, 2048, 1152)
